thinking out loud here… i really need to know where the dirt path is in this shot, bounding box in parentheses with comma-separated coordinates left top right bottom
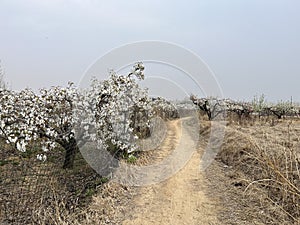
(121, 119, 220, 224)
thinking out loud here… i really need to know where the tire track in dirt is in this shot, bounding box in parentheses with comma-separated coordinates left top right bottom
(121, 119, 220, 225)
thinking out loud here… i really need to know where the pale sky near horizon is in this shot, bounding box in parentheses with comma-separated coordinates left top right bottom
(0, 0, 299, 102)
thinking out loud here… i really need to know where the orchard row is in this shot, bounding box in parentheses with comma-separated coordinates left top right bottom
(190, 94, 300, 120)
(0, 63, 173, 168)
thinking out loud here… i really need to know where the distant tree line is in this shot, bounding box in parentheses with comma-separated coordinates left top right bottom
(190, 94, 300, 120)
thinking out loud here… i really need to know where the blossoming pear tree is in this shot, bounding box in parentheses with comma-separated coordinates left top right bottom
(79, 62, 152, 157)
(0, 62, 153, 169)
(0, 88, 41, 151)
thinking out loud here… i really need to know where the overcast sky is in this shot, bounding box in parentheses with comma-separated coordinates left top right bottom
(0, 0, 299, 102)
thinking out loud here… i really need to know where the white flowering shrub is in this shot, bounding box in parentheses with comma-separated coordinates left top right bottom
(190, 95, 226, 120)
(0, 88, 40, 152)
(0, 83, 81, 168)
(151, 97, 179, 119)
(0, 63, 152, 168)
(251, 94, 270, 117)
(225, 100, 253, 119)
(250, 95, 299, 119)
(38, 82, 80, 168)
(269, 101, 296, 119)
(82, 62, 153, 155)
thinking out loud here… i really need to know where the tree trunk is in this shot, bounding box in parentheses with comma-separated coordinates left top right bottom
(62, 137, 79, 169)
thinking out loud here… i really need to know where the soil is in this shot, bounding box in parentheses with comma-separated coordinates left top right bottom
(95, 118, 221, 224)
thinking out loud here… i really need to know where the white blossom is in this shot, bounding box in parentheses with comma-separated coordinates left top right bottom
(0, 62, 154, 163)
(37, 154, 47, 162)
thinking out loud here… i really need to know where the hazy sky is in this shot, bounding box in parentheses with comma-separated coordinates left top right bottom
(0, 0, 299, 102)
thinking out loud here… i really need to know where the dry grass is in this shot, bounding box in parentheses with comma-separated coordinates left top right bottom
(0, 143, 108, 224)
(213, 116, 300, 224)
(29, 181, 133, 225)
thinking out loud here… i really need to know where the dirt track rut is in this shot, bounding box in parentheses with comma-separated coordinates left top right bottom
(122, 119, 220, 225)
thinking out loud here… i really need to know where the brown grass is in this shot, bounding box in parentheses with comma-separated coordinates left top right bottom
(213, 116, 300, 224)
(0, 143, 107, 224)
